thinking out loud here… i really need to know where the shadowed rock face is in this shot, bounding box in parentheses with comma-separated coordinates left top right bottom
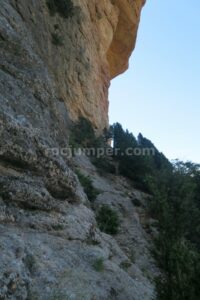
(0, 1, 158, 300)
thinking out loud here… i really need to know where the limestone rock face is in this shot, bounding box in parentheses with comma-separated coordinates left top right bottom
(0, 0, 144, 131)
(107, 0, 145, 79)
(0, 1, 157, 300)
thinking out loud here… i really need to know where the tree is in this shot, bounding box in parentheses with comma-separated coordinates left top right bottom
(148, 160, 200, 300)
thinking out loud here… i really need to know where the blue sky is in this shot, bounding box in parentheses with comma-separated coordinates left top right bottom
(109, 0, 200, 163)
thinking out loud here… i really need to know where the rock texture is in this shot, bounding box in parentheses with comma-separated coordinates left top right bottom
(0, 1, 159, 300)
(0, 0, 145, 131)
(0, 154, 158, 300)
(107, 0, 145, 78)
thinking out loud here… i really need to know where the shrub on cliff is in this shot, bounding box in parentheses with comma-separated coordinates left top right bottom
(96, 205, 120, 235)
(46, 0, 74, 18)
(70, 117, 103, 149)
(76, 170, 99, 202)
(92, 156, 116, 175)
(93, 258, 105, 272)
(51, 33, 64, 46)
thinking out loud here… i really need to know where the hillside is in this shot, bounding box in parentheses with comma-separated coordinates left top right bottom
(0, 1, 160, 299)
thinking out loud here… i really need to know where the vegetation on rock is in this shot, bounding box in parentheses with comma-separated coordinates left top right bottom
(78, 120, 200, 299)
(112, 122, 172, 191)
(93, 258, 105, 272)
(76, 169, 99, 202)
(51, 33, 64, 46)
(70, 117, 103, 149)
(96, 205, 120, 235)
(46, 0, 74, 18)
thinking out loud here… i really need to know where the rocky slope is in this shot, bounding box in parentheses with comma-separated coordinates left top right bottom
(0, 153, 158, 300)
(0, 1, 159, 299)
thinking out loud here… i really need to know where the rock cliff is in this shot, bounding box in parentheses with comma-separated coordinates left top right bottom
(0, 1, 159, 300)
(0, 0, 145, 131)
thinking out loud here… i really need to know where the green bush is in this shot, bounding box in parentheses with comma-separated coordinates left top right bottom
(76, 170, 99, 202)
(93, 258, 104, 272)
(96, 205, 120, 235)
(70, 117, 101, 149)
(46, 0, 74, 18)
(52, 223, 65, 230)
(24, 254, 37, 273)
(51, 33, 64, 46)
(129, 249, 136, 263)
(92, 157, 116, 175)
(131, 197, 142, 207)
(46, 0, 57, 16)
